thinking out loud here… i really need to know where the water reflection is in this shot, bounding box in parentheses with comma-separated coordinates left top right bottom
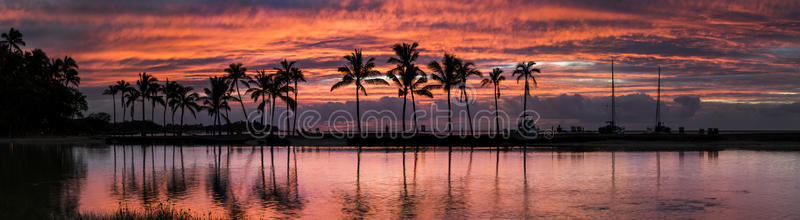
(1, 145, 799, 219)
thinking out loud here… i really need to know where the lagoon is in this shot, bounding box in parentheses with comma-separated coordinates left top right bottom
(1, 145, 799, 219)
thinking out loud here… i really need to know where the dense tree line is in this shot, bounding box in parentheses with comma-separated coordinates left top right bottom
(0, 28, 88, 136)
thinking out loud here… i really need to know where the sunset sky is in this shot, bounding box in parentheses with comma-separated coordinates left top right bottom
(2, 0, 799, 130)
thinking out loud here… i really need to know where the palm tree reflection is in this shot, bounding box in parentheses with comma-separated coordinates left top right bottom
(396, 146, 417, 218)
(254, 145, 303, 217)
(341, 146, 370, 218)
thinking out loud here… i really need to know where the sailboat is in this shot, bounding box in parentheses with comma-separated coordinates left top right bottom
(599, 59, 625, 134)
(653, 66, 671, 133)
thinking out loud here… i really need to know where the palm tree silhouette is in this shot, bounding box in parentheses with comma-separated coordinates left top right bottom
(224, 63, 249, 123)
(387, 42, 431, 134)
(246, 70, 271, 127)
(116, 80, 132, 122)
(259, 72, 294, 135)
(275, 59, 302, 135)
(427, 53, 461, 135)
(136, 72, 158, 123)
(169, 85, 200, 136)
(481, 68, 505, 135)
(103, 85, 120, 123)
(331, 49, 388, 135)
(512, 62, 540, 116)
(201, 76, 234, 136)
(125, 89, 140, 122)
(288, 67, 305, 136)
(56, 56, 80, 87)
(456, 61, 482, 136)
(163, 79, 179, 125)
(0, 28, 25, 53)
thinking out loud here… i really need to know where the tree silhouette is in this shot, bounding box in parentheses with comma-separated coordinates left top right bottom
(0, 28, 25, 53)
(387, 42, 431, 134)
(274, 60, 297, 135)
(288, 67, 305, 135)
(481, 68, 505, 135)
(512, 62, 540, 116)
(224, 63, 249, 123)
(103, 85, 119, 123)
(163, 79, 179, 125)
(125, 89, 140, 123)
(169, 84, 200, 136)
(427, 53, 461, 135)
(456, 61, 482, 135)
(249, 71, 293, 135)
(115, 80, 132, 122)
(201, 76, 235, 136)
(54, 56, 80, 87)
(331, 49, 388, 135)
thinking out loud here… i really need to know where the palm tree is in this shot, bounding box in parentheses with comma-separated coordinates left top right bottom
(58, 56, 80, 87)
(330, 49, 388, 135)
(136, 72, 158, 122)
(0, 28, 25, 53)
(512, 62, 540, 116)
(386, 42, 431, 133)
(115, 80, 132, 122)
(163, 78, 179, 126)
(201, 76, 234, 136)
(274, 59, 298, 134)
(288, 67, 305, 135)
(125, 89, 140, 122)
(170, 85, 200, 136)
(481, 68, 505, 135)
(224, 63, 249, 122)
(247, 71, 294, 134)
(427, 53, 461, 135)
(103, 85, 119, 123)
(246, 70, 271, 128)
(456, 61, 482, 135)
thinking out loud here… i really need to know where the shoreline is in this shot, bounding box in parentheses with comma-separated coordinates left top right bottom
(2, 132, 799, 151)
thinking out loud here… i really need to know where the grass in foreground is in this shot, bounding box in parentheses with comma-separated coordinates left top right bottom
(64, 204, 223, 220)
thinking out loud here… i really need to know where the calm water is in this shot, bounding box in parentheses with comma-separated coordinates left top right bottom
(1, 145, 799, 219)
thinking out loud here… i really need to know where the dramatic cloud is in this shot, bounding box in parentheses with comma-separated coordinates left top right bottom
(2, 0, 798, 129)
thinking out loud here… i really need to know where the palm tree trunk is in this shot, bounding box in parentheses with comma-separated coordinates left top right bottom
(130, 102, 135, 123)
(179, 106, 185, 136)
(356, 85, 361, 135)
(236, 81, 247, 124)
(163, 101, 167, 136)
(292, 81, 299, 136)
(112, 94, 117, 124)
(142, 98, 146, 122)
(463, 88, 474, 136)
(261, 93, 266, 128)
(494, 85, 500, 136)
(142, 98, 146, 136)
(410, 89, 418, 134)
(225, 108, 230, 135)
(270, 97, 277, 135)
(151, 100, 155, 124)
(447, 89, 452, 135)
(401, 90, 407, 133)
(286, 89, 290, 136)
(523, 75, 528, 116)
(121, 96, 126, 122)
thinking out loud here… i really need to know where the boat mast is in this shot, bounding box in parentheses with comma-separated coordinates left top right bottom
(611, 59, 616, 127)
(655, 65, 662, 128)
